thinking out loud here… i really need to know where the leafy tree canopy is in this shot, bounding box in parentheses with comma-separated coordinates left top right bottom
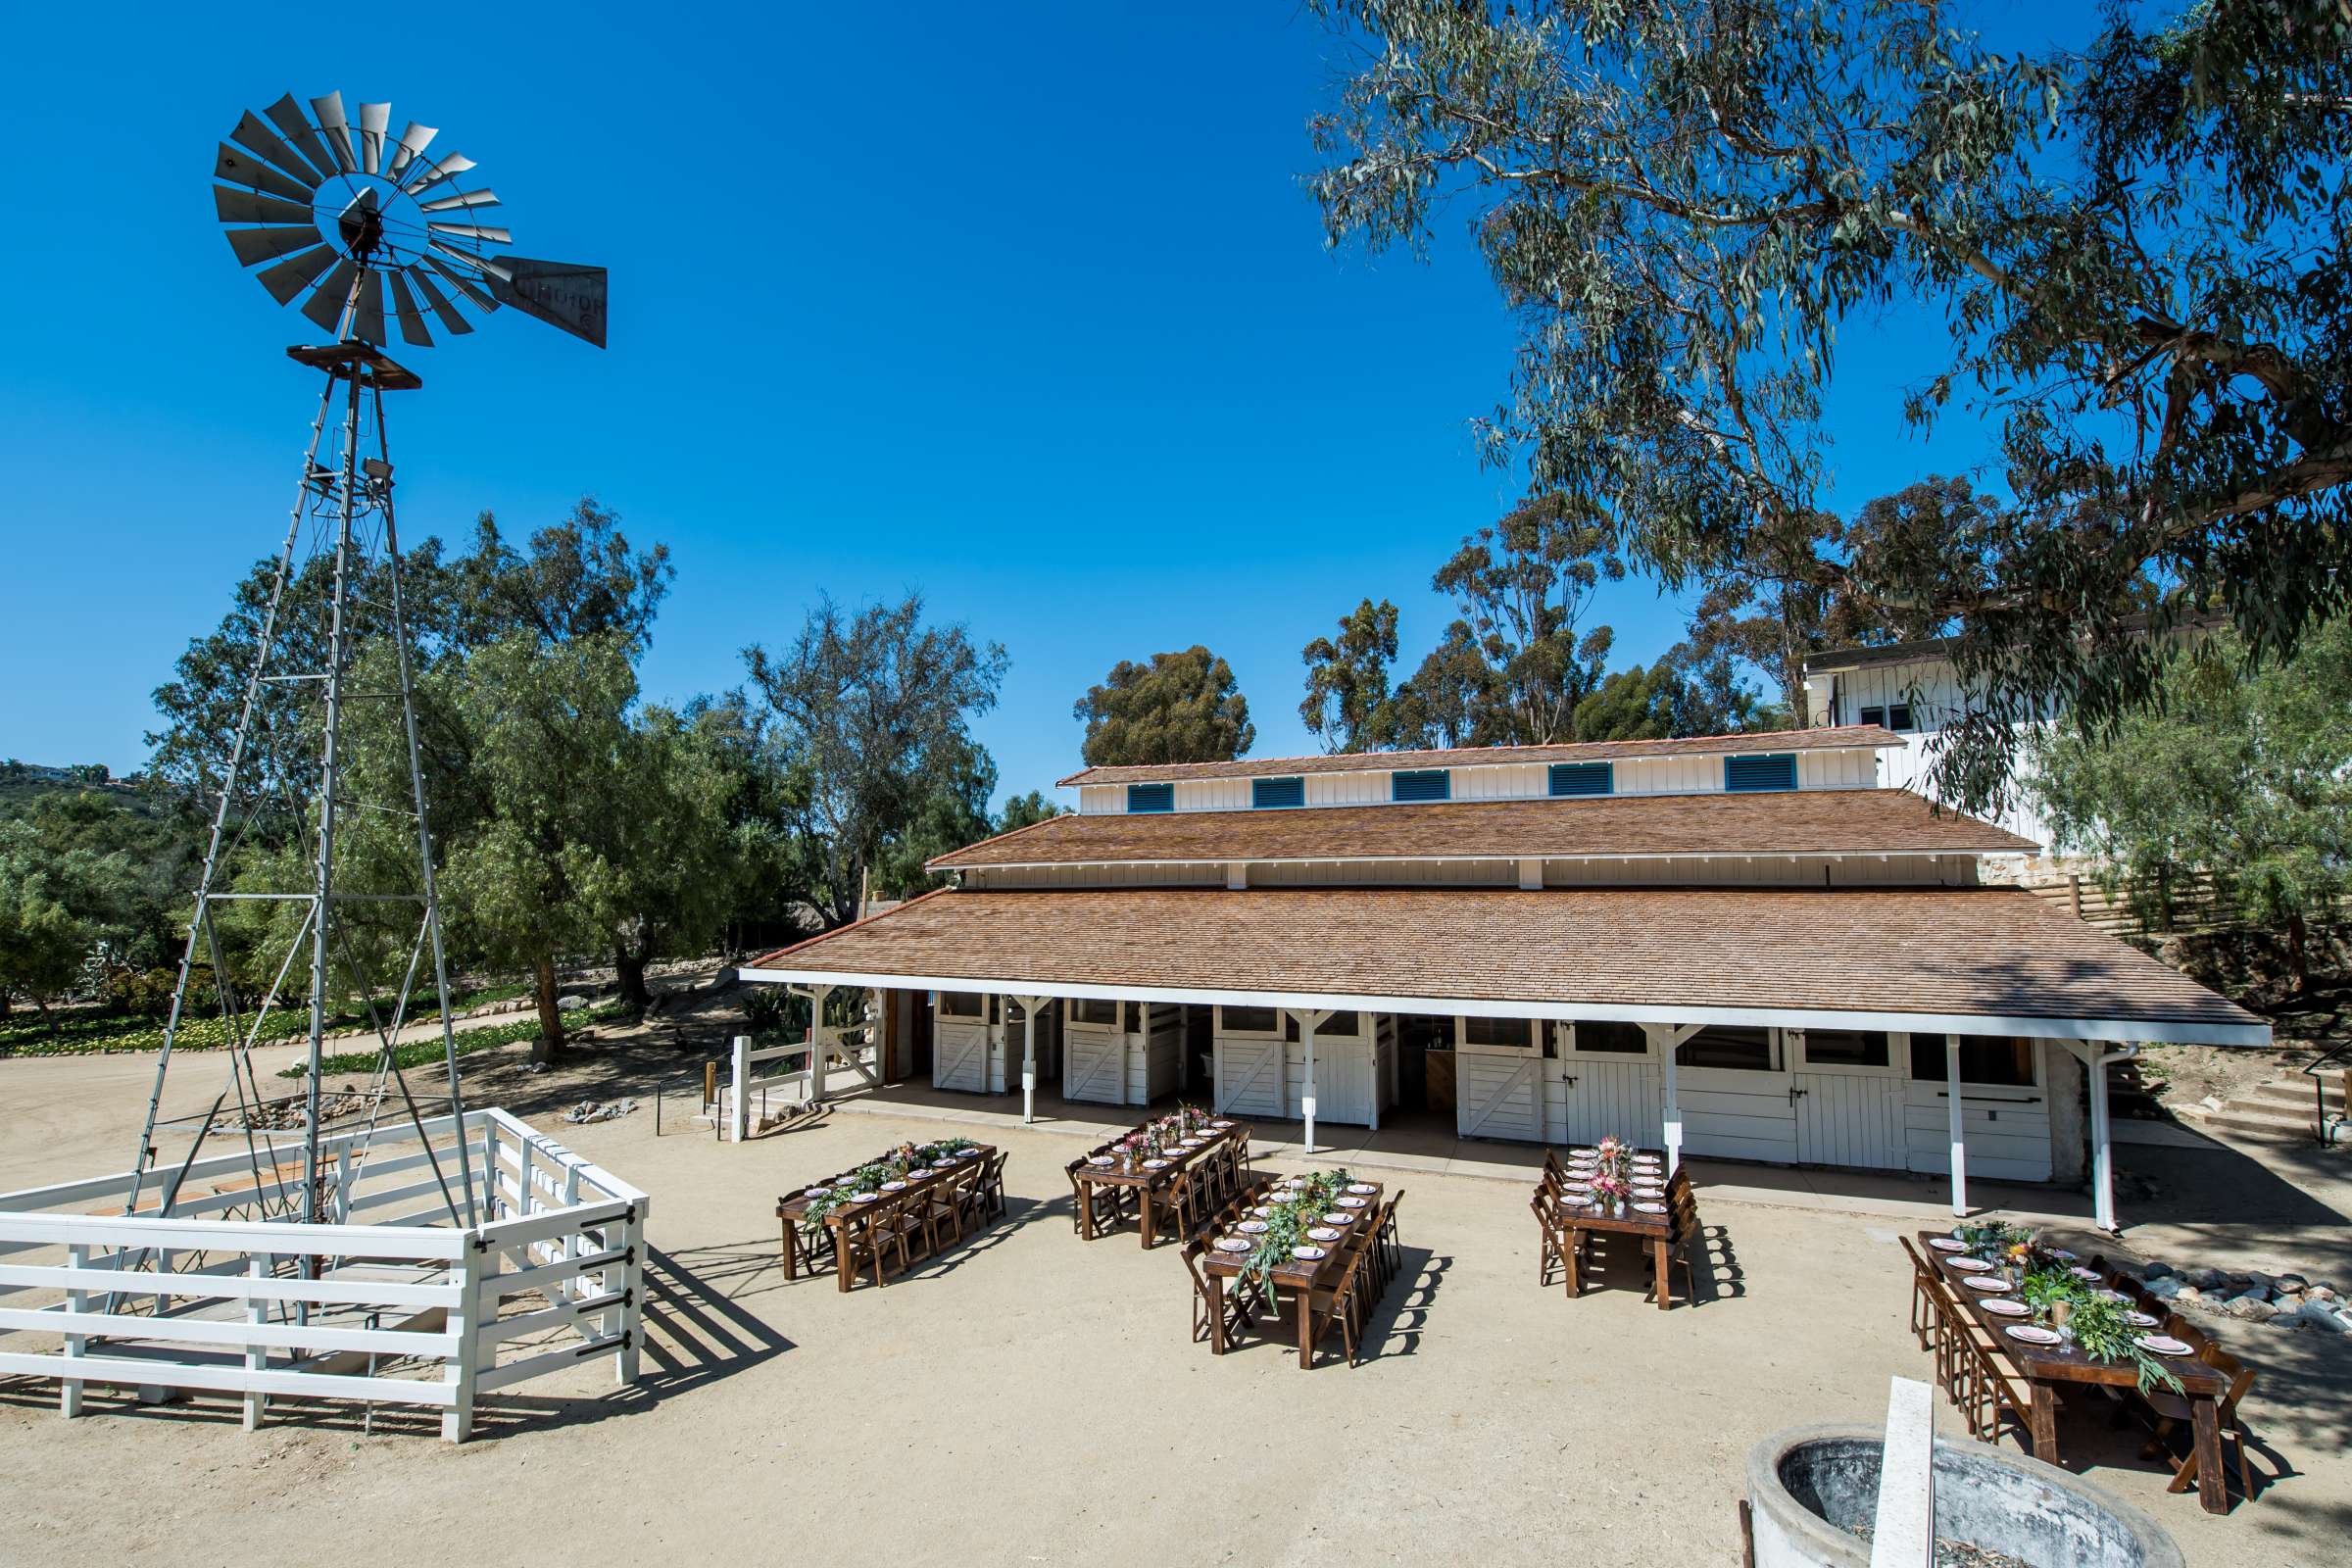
(1075, 646, 1255, 766)
(746, 594, 1008, 929)
(1305, 0, 2351, 814)
(1301, 598, 1415, 753)
(2031, 617, 2352, 987)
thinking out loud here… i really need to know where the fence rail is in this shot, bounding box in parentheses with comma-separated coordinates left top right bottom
(0, 1106, 646, 1441)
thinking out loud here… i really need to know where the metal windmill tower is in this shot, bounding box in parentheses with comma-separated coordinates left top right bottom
(129, 92, 606, 1233)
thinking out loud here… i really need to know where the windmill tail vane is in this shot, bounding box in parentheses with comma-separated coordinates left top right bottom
(116, 92, 607, 1245)
(215, 89, 606, 349)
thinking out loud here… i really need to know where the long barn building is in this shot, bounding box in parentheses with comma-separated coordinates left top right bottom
(741, 727, 2263, 1228)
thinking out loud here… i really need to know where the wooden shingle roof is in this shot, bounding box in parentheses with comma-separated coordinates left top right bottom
(1055, 725, 1901, 787)
(744, 885, 2265, 1044)
(933, 787, 2036, 869)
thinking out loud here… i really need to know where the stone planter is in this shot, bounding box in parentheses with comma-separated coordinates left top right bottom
(1745, 1424, 2180, 1568)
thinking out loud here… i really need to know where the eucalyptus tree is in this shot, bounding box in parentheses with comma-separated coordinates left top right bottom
(1300, 598, 1412, 753)
(1303, 0, 2351, 812)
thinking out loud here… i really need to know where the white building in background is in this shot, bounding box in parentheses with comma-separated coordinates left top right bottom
(1800, 638, 2056, 857)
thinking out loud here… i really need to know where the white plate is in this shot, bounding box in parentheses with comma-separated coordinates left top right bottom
(803, 1186, 830, 1197)
(1347, 1184, 1377, 1195)
(2005, 1325, 2064, 1346)
(1322, 1212, 1351, 1225)
(1214, 1237, 1250, 1253)
(1635, 1201, 1668, 1214)
(2124, 1310, 2160, 1329)
(851, 1192, 877, 1202)
(1964, 1276, 2012, 1293)
(1337, 1196, 1369, 1208)
(908, 1169, 934, 1179)
(1947, 1257, 1994, 1272)
(1307, 1227, 1343, 1242)
(1143, 1158, 1170, 1170)
(2069, 1266, 2101, 1282)
(1087, 1155, 1114, 1166)
(879, 1181, 907, 1192)
(1237, 1220, 1269, 1234)
(2048, 1248, 2079, 1261)
(1561, 1185, 1592, 1197)
(1250, 1205, 1271, 1217)
(1983, 1298, 2032, 1317)
(1927, 1238, 1967, 1252)
(1211, 1120, 1235, 1129)
(1291, 1246, 1327, 1261)
(2096, 1289, 2132, 1304)
(2136, 1335, 2193, 1356)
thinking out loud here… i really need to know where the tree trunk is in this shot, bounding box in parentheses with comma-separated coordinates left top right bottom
(32, 993, 58, 1037)
(532, 956, 563, 1065)
(614, 942, 653, 1010)
(2285, 910, 2311, 995)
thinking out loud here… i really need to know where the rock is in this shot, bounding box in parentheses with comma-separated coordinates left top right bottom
(2270, 1314, 2307, 1332)
(2289, 1303, 2350, 1334)
(2140, 1260, 2175, 1280)
(557, 994, 588, 1011)
(2225, 1293, 2278, 1323)
(2144, 1275, 2184, 1300)
(2311, 1283, 2339, 1302)
(2185, 1266, 2228, 1290)
(2277, 1272, 2309, 1293)
(2245, 1271, 2278, 1295)
(2173, 1285, 2202, 1304)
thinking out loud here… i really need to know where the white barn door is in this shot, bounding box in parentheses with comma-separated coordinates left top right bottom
(1553, 1057, 1662, 1147)
(1458, 1052, 1542, 1142)
(1790, 1027, 1907, 1170)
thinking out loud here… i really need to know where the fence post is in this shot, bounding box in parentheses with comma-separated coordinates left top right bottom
(2070, 873, 2082, 921)
(442, 1242, 484, 1443)
(730, 1034, 751, 1143)
(242, 1253, 269, 1431)
(616, 1202, 644, 1386)
(60, 1244, 88, 1419)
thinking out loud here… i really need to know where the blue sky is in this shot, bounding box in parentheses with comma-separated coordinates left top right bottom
(0, 3, 2094, 804)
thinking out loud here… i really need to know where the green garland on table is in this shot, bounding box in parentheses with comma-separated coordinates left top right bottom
(796, 1142, 979, 1245)
(1242, 1167, 1355, 1291)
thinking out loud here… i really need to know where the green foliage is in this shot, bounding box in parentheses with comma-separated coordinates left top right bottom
(2031, 619, 2352, 983)
(995, 790, 1061, 835)
(1074, 646, 1255, 767)
(1304, 0, 2351, 815)
(281, 1000, 629, 1079)
(745, 593, 1008, 929)
(1300, 598, 1414, 754)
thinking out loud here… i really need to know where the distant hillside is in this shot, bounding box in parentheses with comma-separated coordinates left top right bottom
(0, 760, 170, 822)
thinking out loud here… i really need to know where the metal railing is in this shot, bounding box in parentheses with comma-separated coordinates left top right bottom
(2306, 1043, 2350, 1147)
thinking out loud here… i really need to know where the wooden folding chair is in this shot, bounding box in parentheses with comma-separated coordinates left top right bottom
(1896, 1235, 1942, 1352)
(1647, 1183, 1705, 1306)
(979, 1150, 1008, 1220)
(1377, 1190, 1404, 1290)
(841, 1197, 911, 1290)
(1531, 1185, 1583, 1296)
(1307, 1243, 1371, 1367)
(2140, 1339, 2259, 1502)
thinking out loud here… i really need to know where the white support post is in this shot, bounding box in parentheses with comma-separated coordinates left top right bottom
(242, 1253, 269, 1430)
(1870, 1377, 1936, 1568)
(728, 1034, 752, 1143)
(792, 984, 833, 1107)
(332, 1145, 354, 1225)
(480, 1118, 501, 1220)
(1288, 1008, 1333, 1156)
(60, 1244, 87, 1419)
(1645, 1023, 1699, 1174)
(1010, 995, 1051, 1123)
(442, 1243, 484, 1443)
(1945, 1035, 1968, 1217)
(2082, 1042, 2132, 1234)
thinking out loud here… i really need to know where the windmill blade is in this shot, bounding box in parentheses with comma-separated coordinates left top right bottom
(426, 221, 513, 244)
(302, 258, 360, 333)
(430, 241, 511, 285)
(309, 92, 356, 172)
(255, 244, 338, 305)
(486, 256, 608, 349)
(418, 187, 501, 213)
(425, 253, 499, 311)
(402, 151, 474, 196)
(215, 183, 316, 226)
(357, 102, 390, 174)
(217, 143, 314, 205)
(386, 270, 435, 347)
(264, 93, 338, 181)
(389, 121, 437, 175)
(226, 224, 322, 268)
(406, 267, 474, 334)
(227, 113, 323, 192)
(354, 269, 389, 344)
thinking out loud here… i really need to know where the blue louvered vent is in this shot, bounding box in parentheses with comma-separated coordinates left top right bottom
(1548, 761, 1613, 797)
(1126, 782, 1175, 812)
(1252, 775, 1305, 809)
(1392, 768, 1450, 803)
(1724, 753, 1798, 793)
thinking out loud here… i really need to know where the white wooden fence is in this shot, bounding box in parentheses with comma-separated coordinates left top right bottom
(723, 989, 882, 1140)
(0, 1106, 646, 1442)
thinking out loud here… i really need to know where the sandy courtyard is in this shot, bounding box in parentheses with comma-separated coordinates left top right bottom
(1, 1039, 2348, 1567)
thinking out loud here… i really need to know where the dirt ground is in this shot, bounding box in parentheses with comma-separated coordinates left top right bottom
(3, 1002, 2349, 1567)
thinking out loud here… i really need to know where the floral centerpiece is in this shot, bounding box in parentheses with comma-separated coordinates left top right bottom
(1951, 1217, 2034, 1260)
(1242, 1167, 1357, 1289)
(1588, 1168, 1631, 1216)
(1952, 1220, 2180, 1393)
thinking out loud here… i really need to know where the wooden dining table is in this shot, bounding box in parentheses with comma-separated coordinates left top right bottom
(775, 1144, 997, 1292)
(1552, 1147, 1677, 1310)
(1070, 1118, 1250, 1249)
(1916, 1231, 2234, 1513)
(1199, 1174, 1385, 1368)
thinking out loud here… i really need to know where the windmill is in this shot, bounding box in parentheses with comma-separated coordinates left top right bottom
(127, 91, 607, 1237)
